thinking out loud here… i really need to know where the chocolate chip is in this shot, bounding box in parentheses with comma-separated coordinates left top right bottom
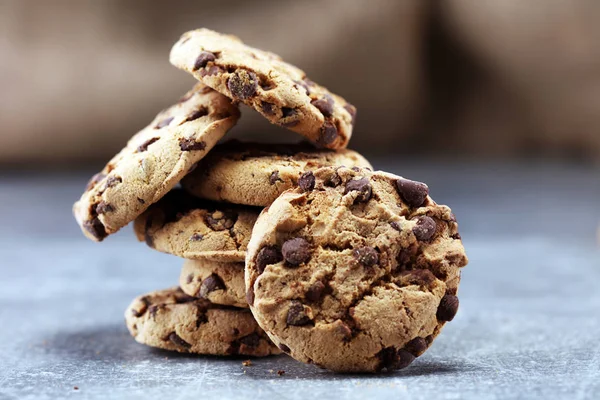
(319, 121, 338, 145)
(155, 117, 174, 129)
(377, 347, 399, 371)
(344, 177, 372, 202)
(193, 51, 216, 71)
(136, 137, 159, 152)
(451, 233, 462, 240)
(179, 138, 207, 152)
(95, 201, 114, 215)
(131, 296, 150, 317)
(396, 349, 416, 369)
(185, 273, 194, 284)
(198, 274, 225, 298)
(282, 238, 312, 266)
(239, 333, 260, 348)
(412, 216, 436, 241)
(404, 337, 428, 356)
(148, 305, 159, 319)
(281, 107, 297, 119)
(105, 175, 122, 189)
(344, 103, 357, 124)
(184, 107, 208, 122)
(144, 217, 154, 248)
(196, 307, 208, 327)
(205, 211, 236, 231)
(396, 178, 429, 208)
(83, 218, 106, 241)
(437, 295, 459, 321)
(168, 332, 191, 350)
(227, 69, 258, 100)
(245, 285, 255, 306)
(261, 101, 276, 115)
(298, 171, 315, 192)
(255, 246, 283, 274)
(269, 170, 281, 185)
(295, 80, 311, 95)
(278, 343, 291, 353)
(305, 281, 326, 302)
(311, 95, 334, 117)
(85, 173, 106, 191)
(390, 221, 402, 231)
(286, 301, 311, 326)
(199, 65, 223, 77)
(353, 246, 379, 267)
(190, 233, 203, 241)
(325, 172, 342, 187)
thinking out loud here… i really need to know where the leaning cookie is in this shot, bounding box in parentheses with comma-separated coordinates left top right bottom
(180, 259, 247, 308)
(73, 83, 240, 241)
(125, 287, 280, 356)
(170, 29, 356, 149)
(245, 166, 468, 373)
(182, 140, 372, 206)
(133, 189, 260, 262)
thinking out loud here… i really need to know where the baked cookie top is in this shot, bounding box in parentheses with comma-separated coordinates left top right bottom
(180, 259, 246, 308)
(125, 287, 280, 357)
(133, 189, 259, 262)
(245, 167, 468, 372)
(73, 83, 240, 241)
(182, 140, 372, 206)
(170, 29, 356, 149)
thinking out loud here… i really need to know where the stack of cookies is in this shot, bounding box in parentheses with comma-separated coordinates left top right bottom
(73, 28, 468, 373)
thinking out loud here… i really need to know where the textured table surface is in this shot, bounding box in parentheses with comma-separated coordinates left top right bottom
(1, 161, 599, 400)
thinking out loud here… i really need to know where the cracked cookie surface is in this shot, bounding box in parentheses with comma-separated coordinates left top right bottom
(73, 83, 240, 241)
(125, 287, 280, 356)
(182, 140, 372, 206)
(245, 167, 468, 372)
(134, 189, 260, 262)
(170, 29, 356, 149)
(180, 259, 247, 308)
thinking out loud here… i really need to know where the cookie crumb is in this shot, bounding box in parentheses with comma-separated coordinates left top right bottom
(277, 370, 285, 376)
(268, 369, 274, 373)
(73, 386, 79, 390)
(242, 360, 252, 367)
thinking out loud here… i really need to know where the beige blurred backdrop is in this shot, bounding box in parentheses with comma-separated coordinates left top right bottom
(1, 0, 599, 166)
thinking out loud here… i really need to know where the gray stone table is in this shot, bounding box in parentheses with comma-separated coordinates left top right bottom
(1, 160, 599, 400)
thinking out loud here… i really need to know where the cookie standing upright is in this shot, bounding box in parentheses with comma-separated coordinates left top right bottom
(134, 190, 260, 262)
(170, 29, 356, 149)
(73, 83, 240, 241)
(182, 141, 372, 206)
(125, 287, 280, 356)
(245, 167, 468, 372)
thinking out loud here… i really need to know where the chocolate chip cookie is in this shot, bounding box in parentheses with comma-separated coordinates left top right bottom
(181, 140, 372, 206)
(245, 166, 468, 372)
(133, 189, 260, 262)
(170, 29, 356, 149)
(125, 287, 280, 356)
(180, 259, 247, 308)
(73, 83, 240, 242)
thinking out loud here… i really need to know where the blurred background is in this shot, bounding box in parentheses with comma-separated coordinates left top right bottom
(2, 0, 600, 167)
